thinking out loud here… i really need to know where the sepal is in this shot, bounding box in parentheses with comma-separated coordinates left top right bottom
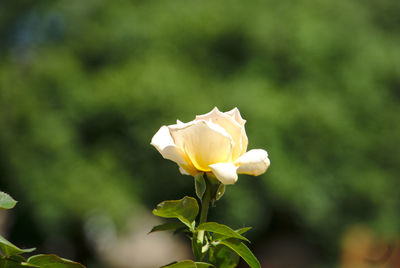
(194, 174, 206, 200)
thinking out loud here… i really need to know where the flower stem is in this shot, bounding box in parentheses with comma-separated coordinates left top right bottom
(199, 177, 212, 224)
(195, 175, 212, 260)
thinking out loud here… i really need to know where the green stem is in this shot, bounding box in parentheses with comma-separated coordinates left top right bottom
(195, 175, 212, 261)
(199, 177, 212, 224)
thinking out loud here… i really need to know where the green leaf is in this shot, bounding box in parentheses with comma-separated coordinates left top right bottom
(219, 239, 260, 268)
(236, 227, 252, 235)
(7, 255, 27, 263)
(212, 227, 252, 242)
(0, 257, 38, 267)
(205, 175, 225, 204)
(197, 223, 249, 242)
(27, 254, 85, 268)
(149, 222, 187, 234)
(152, 196, 199, 230)
(161, 260, 214, 268)
(215, 184, 225, 201)
(0, 192, 17, 210)
(194, 262, 214, 268)
(194, 174, 206, 200)
(0, 235, 35, 257)
(161, 260, 196, 268)
(209, 245, 240, 268)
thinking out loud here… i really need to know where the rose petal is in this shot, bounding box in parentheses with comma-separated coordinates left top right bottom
(169, 120, 233, 172)
(209, 163, 238, 185)
(235, 149, 270, 176)
(151, 126, 186, 164)
(179, 165, 190, 175)
(226, 107, 248, 156)
(151, 126, 196, 175)
(239, 128, 248, 156)
(226, 107, 246, 127)
(196, 107, 244, 160)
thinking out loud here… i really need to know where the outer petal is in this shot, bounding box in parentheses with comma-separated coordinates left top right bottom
(196, 107, 243, 161)
(151, 126, 196, 175)
(239, 128, 248, 156)
(179, 166, 190, 175)
(226, 107, 246, 127)
(235, 149, 270, 176)
(209, 163, 238, 185)
(151, 126, 187, 164)
(169, 120, 233, 172)
(225, 107, 248, 156)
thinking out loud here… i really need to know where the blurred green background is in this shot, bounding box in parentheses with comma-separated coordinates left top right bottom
(1, 0, 400, 267)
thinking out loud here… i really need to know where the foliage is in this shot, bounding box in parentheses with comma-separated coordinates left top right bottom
(153, 196, 199, 230)
(152, 174, 259, 268)
(0, 192, 85, 268)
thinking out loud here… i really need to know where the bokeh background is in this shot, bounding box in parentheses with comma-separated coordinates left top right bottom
(1, 0, 400, 267)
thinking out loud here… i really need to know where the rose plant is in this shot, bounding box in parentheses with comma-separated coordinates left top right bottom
(0, 192, 85, 268)
(150, 107, 270, 268)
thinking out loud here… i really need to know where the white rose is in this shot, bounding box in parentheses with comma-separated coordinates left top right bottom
(151, 107, 270, 185)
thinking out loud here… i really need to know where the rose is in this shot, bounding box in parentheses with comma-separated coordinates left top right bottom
(151, 107, 270, 184)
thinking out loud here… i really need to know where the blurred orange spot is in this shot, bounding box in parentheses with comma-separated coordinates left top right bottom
(341, 225, 399, 268)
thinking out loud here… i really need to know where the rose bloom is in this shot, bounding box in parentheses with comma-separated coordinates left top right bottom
(151, 107, 270, 184)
